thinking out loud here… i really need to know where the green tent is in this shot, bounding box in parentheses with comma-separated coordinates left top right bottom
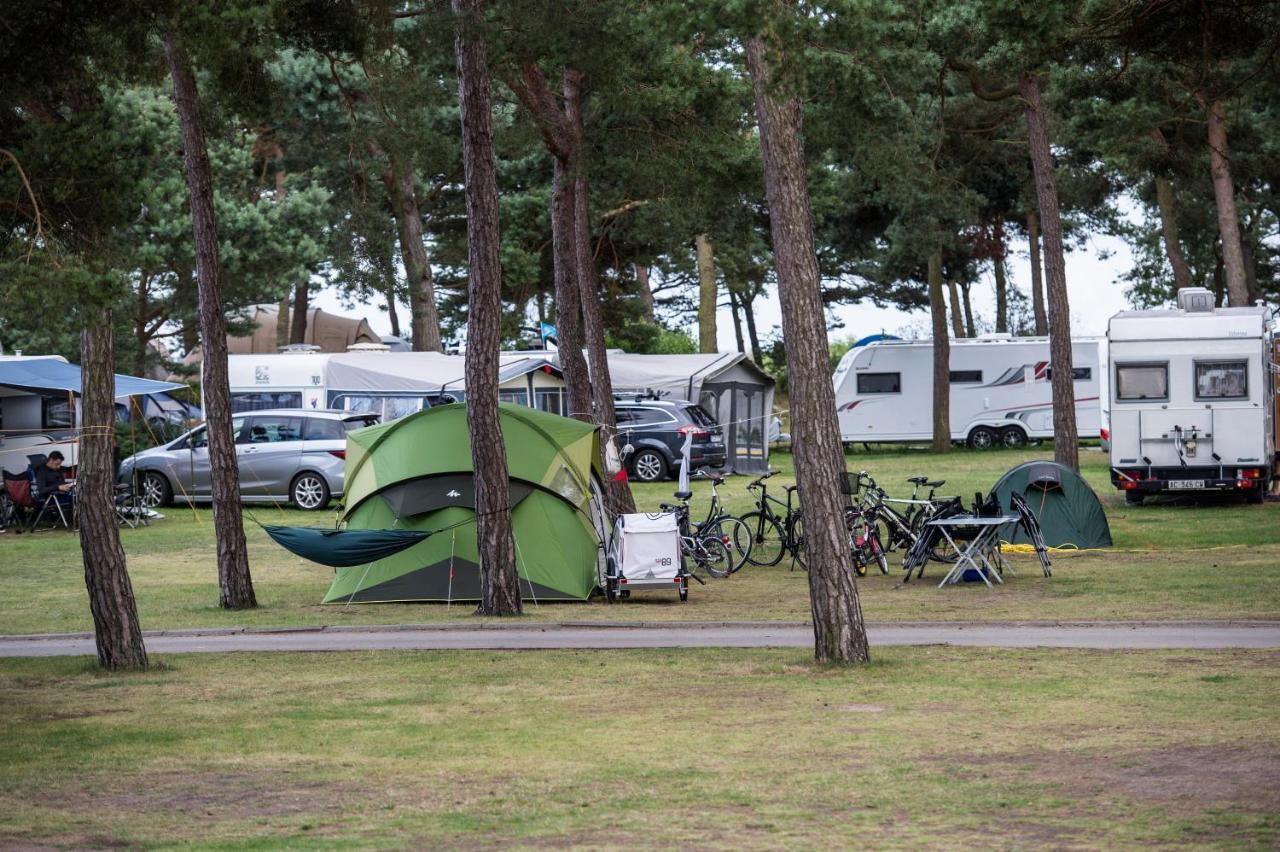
(990, 461, 1112, 549)
(322, 403, 607, 604)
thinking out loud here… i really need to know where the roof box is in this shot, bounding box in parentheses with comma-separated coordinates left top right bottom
(1176, 287, 1215, 313)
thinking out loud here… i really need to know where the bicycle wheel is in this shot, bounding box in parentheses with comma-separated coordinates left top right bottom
(787, 512, 807, 571)
(692, 535, 733, 578)
(740, 511, 785, 566)
(704, 515, 753, 573)
(867, 528, 890, 574)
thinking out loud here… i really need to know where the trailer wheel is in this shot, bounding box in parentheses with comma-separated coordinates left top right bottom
(999, 426, 1028, 449)
(1124, 491, 1144, 505)
(967, 427, 998, 450)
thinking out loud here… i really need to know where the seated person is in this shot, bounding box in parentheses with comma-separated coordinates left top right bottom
(36, 451, 75, 505)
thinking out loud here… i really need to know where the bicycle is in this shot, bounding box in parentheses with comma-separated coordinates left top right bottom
(855, 472, 958, 565)
(740, 470, 807, 570)
(659, 495, 734, 580)
(687, 471, 753, 573)
(845, 500, 889, 576)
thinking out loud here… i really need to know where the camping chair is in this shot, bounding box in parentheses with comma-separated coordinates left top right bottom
(26, 454, 73, 532)
(1008, 491, 1052, 577)
(114, 467, 148, 529)
(2, 470, 35, 533)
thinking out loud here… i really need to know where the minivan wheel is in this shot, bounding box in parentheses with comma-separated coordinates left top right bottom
(967, 427, 998, 450)
(140, 471, 173, 508)
(291, 472, 330, 510)
(999, 426, 1028, 449)
(631, 449, 668, 483)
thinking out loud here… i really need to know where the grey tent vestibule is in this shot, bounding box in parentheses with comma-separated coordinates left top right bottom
(604, 353, 776, 474)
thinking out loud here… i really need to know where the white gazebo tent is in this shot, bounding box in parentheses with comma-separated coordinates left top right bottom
(604, 353, 775, 474)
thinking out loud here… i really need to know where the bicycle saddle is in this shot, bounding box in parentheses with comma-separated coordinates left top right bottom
(927, 480, 945, 488)
(906, 476, 930, 485)
(673, 490, 693, 500)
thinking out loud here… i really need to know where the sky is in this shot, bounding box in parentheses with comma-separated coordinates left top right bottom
(314, 228, 1137, 351)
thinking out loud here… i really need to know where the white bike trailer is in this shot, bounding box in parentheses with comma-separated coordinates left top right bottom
(605, 512, 688, 601)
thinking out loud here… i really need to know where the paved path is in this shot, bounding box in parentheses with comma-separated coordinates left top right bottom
(1, 621, 1277, 657)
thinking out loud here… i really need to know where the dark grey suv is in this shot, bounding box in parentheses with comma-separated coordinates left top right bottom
(615, 398, 726, 483)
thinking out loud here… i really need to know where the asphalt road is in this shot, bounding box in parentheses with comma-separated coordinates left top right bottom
(1, 622, 1277, 657)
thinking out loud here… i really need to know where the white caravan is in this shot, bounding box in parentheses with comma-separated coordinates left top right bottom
(832, 334, 1102, 448)
(1106, 287, 1274, 504)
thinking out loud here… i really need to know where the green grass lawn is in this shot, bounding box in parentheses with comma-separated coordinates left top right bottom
(0, 647, 1276, 848)
(3, 445, 1279, 635)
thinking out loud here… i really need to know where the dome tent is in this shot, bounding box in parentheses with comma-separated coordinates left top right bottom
(321, 403, 607, 604)
(990, 461, 1112, 549)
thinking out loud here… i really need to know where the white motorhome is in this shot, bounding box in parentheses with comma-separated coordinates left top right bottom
(832, 334, 1102, 448)
(224, 351, 566, 421)
(1106, 287, 1274, 504)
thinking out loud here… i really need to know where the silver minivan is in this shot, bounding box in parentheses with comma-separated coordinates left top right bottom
(119, 409, 377, 510)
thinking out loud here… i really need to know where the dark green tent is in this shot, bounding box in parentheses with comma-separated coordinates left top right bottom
(990, 461, 1112, 549)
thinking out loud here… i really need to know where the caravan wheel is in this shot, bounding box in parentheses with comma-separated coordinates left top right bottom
(967, 427, 998, 450)
(1000, 427, 1028, 449)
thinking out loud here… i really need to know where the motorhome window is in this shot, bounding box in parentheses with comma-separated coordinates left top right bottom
(949, 370, 983, 383)
(230, 392, 302, 413)
(1044, 367, 1092, 381)
(1116, 364, 1168, 401)
(42, 397, 72, 429)
(1195, 361, 1248, 399)
(856, 373, 901, 394)
(498, 389, 530, 406)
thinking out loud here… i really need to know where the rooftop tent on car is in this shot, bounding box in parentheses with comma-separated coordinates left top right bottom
(989, 461, 1112, 549)
(313, 403, 608, 604)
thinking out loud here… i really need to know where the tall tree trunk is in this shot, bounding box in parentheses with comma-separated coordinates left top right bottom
(742, 289, 763, 364)
(729, 288, 746, 353)
(947, 278, 965, 338)
(747, 30, 868, 666)
(289, 283, 309, 344)
(1026, 209, 1048, 335)
(993, 221, 1009, 333)
(1019, 72, 1078, 471)
(80, 309, 148, 670)
(928, 248, 951, 454)
(1241, 220, 1261, 304)
(960, 281, 976, 338)
(551, 160, 591, 421)
(385, 273, 401, 338)
(165, 35, 257, 609)
(382, 153, 443, 351)
(635, 263, 655, 322)
(453, 0, 521, 616)
(1211, 250, 1225, 306)
(566, 70, 635, 516)
(135, 279, 150, 376)
(276, 296, 291, 349)
(695, 233, 718, 352)
(1200, 94, 1249, 306)
(1153, 176, 1192, 292)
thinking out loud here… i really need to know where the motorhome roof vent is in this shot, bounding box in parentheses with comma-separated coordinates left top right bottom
(346, 342, 391, 353)
(278, 343, 321, 354)
(1176, 287, 1215, 313)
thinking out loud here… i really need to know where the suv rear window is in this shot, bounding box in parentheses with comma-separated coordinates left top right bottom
(343, 416, 379, 431)
(303, 418, 346, 441)
(683, 405, 717, 428)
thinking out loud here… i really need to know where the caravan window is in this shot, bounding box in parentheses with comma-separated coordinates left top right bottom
(856, 372, 901, 394)
(498, 389, 530, 406)
(1195, 361, 1248, 400)
(949, 370, 983, 383)
(1044, 367, 1092, 381)
(1115, 363, 1168, 401)
(535, 389, 563, 416)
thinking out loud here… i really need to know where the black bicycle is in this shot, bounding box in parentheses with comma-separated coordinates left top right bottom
(687, 471, 753, 573)
(740, 470, 807, 570)
(855, 472, 957, 563)
(660, 495, 734, 580)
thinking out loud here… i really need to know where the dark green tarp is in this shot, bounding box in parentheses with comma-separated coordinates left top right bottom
(990, 461, 1112, 549)
(264, 526, 430, 567)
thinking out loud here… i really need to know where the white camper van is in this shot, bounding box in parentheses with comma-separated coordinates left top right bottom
(1106, 287, 1274, 504)
(832, 334, 1102, 448)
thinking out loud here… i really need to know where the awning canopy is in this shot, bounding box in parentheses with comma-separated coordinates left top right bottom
(0, 357, 184, 399)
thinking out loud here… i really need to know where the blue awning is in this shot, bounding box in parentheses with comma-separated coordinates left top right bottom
(0, 358, 184, 399)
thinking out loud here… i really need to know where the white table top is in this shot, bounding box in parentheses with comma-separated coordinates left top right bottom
(926, 515, 1018, 527)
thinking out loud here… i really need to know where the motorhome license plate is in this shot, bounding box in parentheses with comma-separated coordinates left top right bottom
(1168, 480, 1204, 489)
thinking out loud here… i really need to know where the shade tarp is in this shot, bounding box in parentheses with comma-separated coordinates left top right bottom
(990, 461, 1113, 548)
(317, 403, 607, 604)
(0, 357, 183, 399)
(323, 352, 559, 395)
(264, 525, 429, 567)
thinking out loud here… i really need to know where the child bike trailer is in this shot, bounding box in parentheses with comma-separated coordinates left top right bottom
(605, 512, 688, 601)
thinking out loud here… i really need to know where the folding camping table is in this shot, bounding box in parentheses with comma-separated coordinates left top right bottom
(927, 515, 1018, 589)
